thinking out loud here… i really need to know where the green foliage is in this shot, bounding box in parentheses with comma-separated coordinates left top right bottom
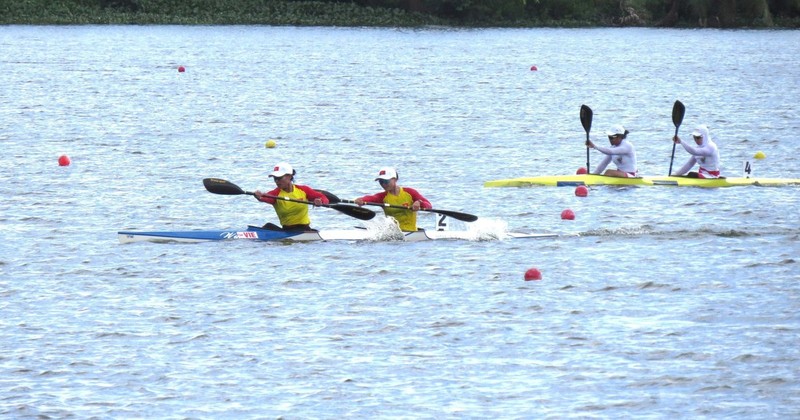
(418, 0, 526, 23)
(526, 0, 597, 21)
(638, 0, 671, 22)
(1, 0, 798, 26)
(687, 0, 710, 18)
(1, 0, 441, 25)
(525, 0, 636, 24)
(772, 0, 800, 14)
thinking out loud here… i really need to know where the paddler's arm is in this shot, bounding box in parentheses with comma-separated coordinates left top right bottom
(296, 185, 329, 206)
(677, 137, 708, 156)
(592, 155, 611, 175)
(404, 187, 431, 211)
(355, 192, 386, 206)
(592, 141, 630, 156)
(672, 157, 696, 176)
(254, 188, 279, 205)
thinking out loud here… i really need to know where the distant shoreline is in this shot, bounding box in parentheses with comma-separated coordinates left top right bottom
(3, 0, 799, 28)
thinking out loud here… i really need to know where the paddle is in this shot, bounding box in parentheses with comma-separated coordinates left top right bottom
(580, 104, 593, 173)
(668, 100, 685, 176)
(202, 178, 376, 221)
(333, 198, 478, 223)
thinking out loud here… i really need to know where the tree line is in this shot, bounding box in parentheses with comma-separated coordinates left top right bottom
(3, 0, 799, 27)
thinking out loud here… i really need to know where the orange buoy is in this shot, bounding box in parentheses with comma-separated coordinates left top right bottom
(178, 65, 186, 73)
(575, 185, 588, 197)
(530, 65, 538, 71)
(58, 155, 71, 166)
(524, 268, 542, 281)
(576, 167, 588, 174)
(561, 209, 575, 220)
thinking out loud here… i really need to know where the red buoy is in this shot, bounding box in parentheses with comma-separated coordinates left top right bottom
(524, 268, 542, 281)
(576, 167, 588, 174)
(575, 185, 588, 197)
(58, 155, 71, 166)
(178, 65, 186, 73)
(530, 65, 538, 71)
(561, 209, 575, 220)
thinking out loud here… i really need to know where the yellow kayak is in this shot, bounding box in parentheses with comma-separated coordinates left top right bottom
(484, 174, 800, 188)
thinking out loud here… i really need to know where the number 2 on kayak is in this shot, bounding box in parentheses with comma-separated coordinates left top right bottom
(437, 215, 448, 231)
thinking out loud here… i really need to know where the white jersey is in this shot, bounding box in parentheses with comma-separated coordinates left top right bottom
(592, 138, 637, 174)
(674, 125, 721, 176)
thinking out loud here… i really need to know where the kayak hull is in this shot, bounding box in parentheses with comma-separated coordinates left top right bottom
(118, 226, 557, 244)
(484, 174, 800, 188)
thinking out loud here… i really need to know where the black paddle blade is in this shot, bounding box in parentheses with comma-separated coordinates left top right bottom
(318, 190, 341, 204)
(580, 105, 593, 133)
(672, 100, 685, 128)
(203, 178, 246, 195)
(317, 190, 375, 219)
(331, 204, 375, 220)
(428, 209, 478, 222)
(668, 100, 685, 176)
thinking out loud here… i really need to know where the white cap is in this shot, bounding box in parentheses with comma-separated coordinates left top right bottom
(692, 127, 703, 136)
(269, 162, 294, 178)
(375, 167, 398, 181)
(605, 125, 626, 136)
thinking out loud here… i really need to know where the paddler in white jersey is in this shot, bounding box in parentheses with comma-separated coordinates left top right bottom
(586, 125, 638, 178)
(672, 124, 722, 178)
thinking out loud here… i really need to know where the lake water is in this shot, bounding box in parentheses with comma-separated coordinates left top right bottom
(1, 25, 799, 418)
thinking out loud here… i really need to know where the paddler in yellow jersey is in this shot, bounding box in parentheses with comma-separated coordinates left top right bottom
(355, 167, 432, 232)
(253, 162, 329, 231)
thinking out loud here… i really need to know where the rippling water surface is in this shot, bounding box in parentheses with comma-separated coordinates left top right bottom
(2, 26, 799, 418)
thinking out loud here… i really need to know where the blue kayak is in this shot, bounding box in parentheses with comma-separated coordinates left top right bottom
(118, 225, 556, 244)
